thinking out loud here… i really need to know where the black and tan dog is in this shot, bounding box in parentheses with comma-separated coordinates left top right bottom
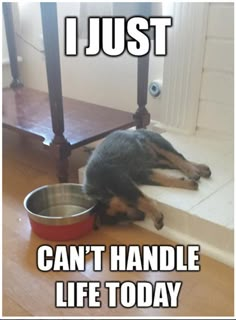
(83, 129, 211, 230)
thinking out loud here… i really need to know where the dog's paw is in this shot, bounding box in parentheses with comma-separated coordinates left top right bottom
(198, 164, 211, 178)
(189, 179, 199, 190)
(154, 214, 164, 230)
(189, 171, 201, 181)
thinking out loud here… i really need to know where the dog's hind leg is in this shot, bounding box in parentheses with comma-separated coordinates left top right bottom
(159, 153, 211, 180)
(155, 159, 177, 169)
(153, 146, 202, 181)
(143, 131, 211, 180)
(190, 162, 211, 178)
(159, 151, 212, 180)
(151, 145, 211, 180)
(147, 169, 198, 190)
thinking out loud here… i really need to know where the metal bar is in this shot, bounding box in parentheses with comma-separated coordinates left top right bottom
(135, 2, 152, 128)
(3, 2, 23, 88)
(40, 2, 65, 137)
(137, 54, 150, 110)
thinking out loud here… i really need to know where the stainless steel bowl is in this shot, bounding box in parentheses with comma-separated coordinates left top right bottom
(24, 183, 95, 226)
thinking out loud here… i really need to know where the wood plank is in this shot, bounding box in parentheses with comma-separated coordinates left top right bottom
(3, 294, 32, 317)
(2, 87, 135, 148)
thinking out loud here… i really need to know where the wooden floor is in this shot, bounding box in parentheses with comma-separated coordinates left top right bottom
(2, 130, 234, 317)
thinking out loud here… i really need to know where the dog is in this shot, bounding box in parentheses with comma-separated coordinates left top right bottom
(83, 129, 211, 230)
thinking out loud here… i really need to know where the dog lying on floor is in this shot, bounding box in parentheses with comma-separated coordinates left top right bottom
(83, 129, 211, 230)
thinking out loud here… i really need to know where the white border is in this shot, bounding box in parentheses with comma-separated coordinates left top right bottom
(1, 1, 235, 319)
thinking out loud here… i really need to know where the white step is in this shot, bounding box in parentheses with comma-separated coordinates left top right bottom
(78, 130, 234, 267)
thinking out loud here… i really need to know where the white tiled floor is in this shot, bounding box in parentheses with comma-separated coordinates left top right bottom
(140, 130, 234, 230)
(191, 180, 234, 229)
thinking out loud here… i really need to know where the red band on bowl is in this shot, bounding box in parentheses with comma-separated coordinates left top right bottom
(29, 215, 95, 241)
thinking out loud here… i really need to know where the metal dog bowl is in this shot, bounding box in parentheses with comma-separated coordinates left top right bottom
(24, 183, 96, 241)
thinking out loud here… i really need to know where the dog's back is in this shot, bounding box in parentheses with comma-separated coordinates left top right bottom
(83, 129, 179, 204)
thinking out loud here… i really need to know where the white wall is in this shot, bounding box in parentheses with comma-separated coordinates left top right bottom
(157, 2, 209, 135)
(197, 3, 234, 136)
(2, 17, 9, 61)
(2, 17, 12, 88)
(8, 3, 164, 120)
(2, 3, 22, 87)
